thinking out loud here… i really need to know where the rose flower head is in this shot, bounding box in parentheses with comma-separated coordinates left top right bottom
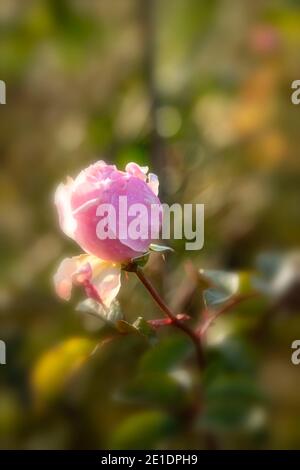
(54, 161, 161, 308)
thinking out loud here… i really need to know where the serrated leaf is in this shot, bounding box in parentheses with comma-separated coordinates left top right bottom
(110, 411, 177, 450)
(149, 243, 174, 253)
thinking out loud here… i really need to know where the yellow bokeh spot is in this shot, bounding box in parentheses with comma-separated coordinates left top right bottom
(31, 337, 96, 405)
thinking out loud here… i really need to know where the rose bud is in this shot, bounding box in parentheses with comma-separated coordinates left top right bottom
(54, 161, 161, 307)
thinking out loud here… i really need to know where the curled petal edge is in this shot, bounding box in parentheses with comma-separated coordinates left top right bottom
(54, 255, 121, 308)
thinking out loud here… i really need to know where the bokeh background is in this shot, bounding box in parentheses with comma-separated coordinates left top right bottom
(0, 0, 300, 450)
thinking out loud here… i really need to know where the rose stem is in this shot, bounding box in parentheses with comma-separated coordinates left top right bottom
(134, 266, 206, 370)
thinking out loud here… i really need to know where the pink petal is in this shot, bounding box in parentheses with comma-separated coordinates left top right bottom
(54, 177, 77, 239)
(53, 255, 89, 300)
(147, 172, 159, 196)
(72, 262, 92, 284)
(54, 255, 121, 308)
(125, 162, 148, 182)
(90, 259, 121, 308)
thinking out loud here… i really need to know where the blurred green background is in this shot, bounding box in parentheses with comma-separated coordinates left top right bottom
(0, 0, 300, 450)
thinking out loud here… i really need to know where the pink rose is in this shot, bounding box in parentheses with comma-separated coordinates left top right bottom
(53, 254, 121, 308)
(54, 161, 161, 307)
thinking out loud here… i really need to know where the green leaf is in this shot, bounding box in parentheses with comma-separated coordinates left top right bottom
(110, 411, 177, 449)
(76, 299, 123, 326)
(199, 269, 239, 306)
(116, 320, 138, 334)
(133, 317, 156, 339)
(139, 336, 192, 373)
(116, 372, 186, 408)
(205, 338, 256, 377)
(204, 375, 265, 403)
(131, 252, 151, 267)
(116, 317, 156, 342)
(149, 244, 174, 253)
(199, 372, 265, 432)
(121, 253, 150, 271)
(199, 401, 253, 431)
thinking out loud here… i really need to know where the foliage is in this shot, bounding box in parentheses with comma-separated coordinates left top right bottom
(0, 0, 299, 451)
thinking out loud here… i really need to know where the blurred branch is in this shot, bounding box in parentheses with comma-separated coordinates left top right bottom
(140, 0, 166, 198)
(171, 260, 207, 314)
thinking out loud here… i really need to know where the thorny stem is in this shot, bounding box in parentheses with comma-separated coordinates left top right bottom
(134, 266, 206, 370)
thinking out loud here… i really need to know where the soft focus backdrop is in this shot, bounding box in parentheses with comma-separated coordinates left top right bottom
(0, 0, 300, 449)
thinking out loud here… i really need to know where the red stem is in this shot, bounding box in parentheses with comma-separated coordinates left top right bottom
(135, 266, 206, 369)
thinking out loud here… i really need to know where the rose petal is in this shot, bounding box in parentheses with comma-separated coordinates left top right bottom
(54, 255, 121, 308)
(55, 160, 161, 263)
(54, 255, 89, 300)
(147, 172, 159, 196)
(89, 258, 121, 308)
(72, 262, 92, 284)
(54, 177, 77, 239)
(125, 162, 148, 182)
